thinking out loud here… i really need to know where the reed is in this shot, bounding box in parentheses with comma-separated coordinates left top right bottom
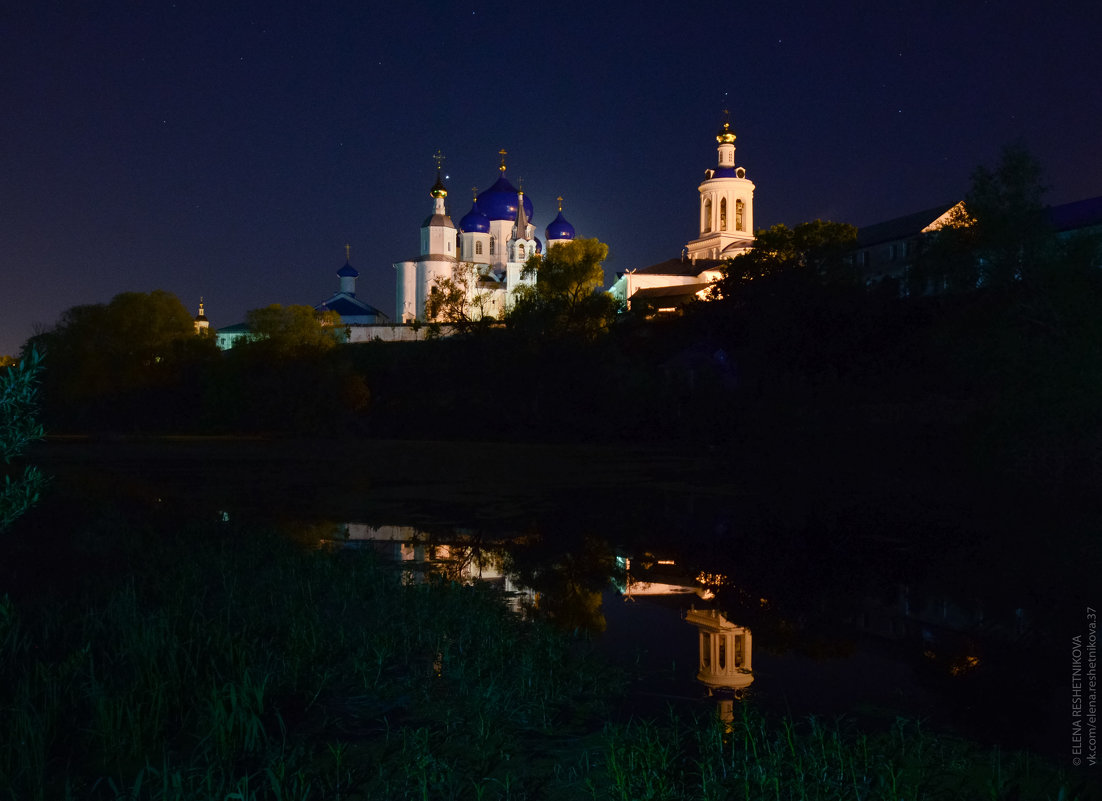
(0, 516, 1086, 800)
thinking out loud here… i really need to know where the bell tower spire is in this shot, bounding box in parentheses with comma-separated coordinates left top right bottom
(685, 113, 756, 263)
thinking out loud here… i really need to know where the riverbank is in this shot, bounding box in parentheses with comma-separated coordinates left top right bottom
(0, 515, 1087, 800)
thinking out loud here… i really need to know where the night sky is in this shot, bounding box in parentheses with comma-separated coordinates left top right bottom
(2, 1, 1099, 356)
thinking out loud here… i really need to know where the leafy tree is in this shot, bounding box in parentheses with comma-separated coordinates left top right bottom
(510, 237, 619, 338)
(966, 143, 1053, 286)
(244, 304, 345, 354)
(0, 349, 48, 530)
(424, 262, 498, 329)
(26, 290, 217, 429)
(712, 220, 858, 301)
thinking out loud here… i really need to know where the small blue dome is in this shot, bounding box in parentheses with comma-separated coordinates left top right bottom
(458, 201, 491, 233)
(337, 260, 359, 278)
(546, 210, 575, 240)
(477, 173, 534, 222)
(711, 166, 737, 178)
(534, 237, 543, 254)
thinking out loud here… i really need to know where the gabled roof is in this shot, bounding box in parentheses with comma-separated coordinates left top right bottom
(631, 282, 711, 301)
(631, 257, 724, 277)
(855, 195, 1102, 247)
(856, 202, 959, 248)
(1049, 196, 1102, 232)
(317, 293, 388, 321)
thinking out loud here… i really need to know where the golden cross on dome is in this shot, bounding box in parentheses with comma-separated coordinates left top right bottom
(557, 195, 564, 212)
(471, 186, 478, 199)
(345, 243, 351, 261)
(498, 148, 507, 171)
(433, 150, 445, 171)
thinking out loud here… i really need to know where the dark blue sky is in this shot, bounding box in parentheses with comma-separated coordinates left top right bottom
(2, 0, 1099, 355)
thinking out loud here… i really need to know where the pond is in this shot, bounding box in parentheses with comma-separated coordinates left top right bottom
(14, 436, 1085, 761)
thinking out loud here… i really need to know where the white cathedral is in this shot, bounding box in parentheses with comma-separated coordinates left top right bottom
(393, 152, 577, 323)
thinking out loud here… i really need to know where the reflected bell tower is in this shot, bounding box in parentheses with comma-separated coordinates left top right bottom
(686, 606, 753, 721)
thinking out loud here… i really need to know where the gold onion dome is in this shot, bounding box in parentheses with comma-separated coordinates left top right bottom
(716, 120, 736, 144)
(430, 170, 447, 198)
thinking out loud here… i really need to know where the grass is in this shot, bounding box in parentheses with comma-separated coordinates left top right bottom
(0, 513, 1088, 800)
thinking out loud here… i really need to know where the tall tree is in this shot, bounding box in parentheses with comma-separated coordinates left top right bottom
(712, 220, 858, 301)
(510, 237, 619, 339)
(26, 290, 217, 429)
(965, 143, 1053, 286)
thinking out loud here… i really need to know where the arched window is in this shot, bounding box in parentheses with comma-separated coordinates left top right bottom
(517, 244, 525, 260)
(475, 241, 483, 256)
(735, 199, 744, 231)
(720, 198, 727, 231)
(703, 198, 712, 233)
(490, 238, 495, 255)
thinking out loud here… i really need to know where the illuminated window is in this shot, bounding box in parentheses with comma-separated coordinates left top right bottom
(736, 199, 744, 231)
(475, 241, 483, 255)
(720, 198, 727, 230)
(734, 633, 744, 667)
(517, 244, 525, 260)
(703, 198, 712, 232)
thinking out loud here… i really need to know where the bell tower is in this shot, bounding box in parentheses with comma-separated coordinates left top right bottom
(686, 112, 756, 263)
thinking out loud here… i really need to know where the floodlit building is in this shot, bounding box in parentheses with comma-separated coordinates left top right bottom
(850, 201, 963, 286)
(851, 195, 1102, 289)
(393, 152, 578, 323)
(610, 114, 755, 313)
(685, 606, 754, 693)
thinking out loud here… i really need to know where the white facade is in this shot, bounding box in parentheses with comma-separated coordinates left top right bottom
(609, 116, 756, 311)
(394, 160, 577, 323)
(685, 117, 755, 263)
(393, 173, 461, 323)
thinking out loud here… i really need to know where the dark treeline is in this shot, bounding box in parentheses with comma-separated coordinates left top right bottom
(24, 267, 1102, 490)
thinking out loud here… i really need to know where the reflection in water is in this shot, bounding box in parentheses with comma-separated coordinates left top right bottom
(336, 523, 536, 613)
(685, 607, 754, 723)
(616, 555, 715, 600)
(28, 442, 1065, 757)
(300, 519, 1046, 750)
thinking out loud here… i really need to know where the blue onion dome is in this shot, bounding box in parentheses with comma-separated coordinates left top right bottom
(459, 200, 491, 233)
(711, 166, 737, 178)
(477, 172, 534, 222)
(337, 260, 359, 278)
(546, 210, 576, 240)
(534, 237, 543, 254)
